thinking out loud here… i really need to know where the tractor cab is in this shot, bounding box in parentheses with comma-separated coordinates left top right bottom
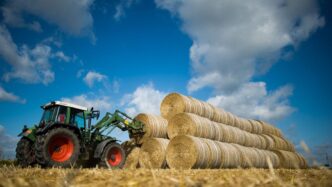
(38, 101, 99, 131)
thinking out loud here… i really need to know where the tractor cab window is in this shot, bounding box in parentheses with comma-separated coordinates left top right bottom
(70, 109, 85, 128)
(57, 106, 67, 123)
(40, 106, 58, 123)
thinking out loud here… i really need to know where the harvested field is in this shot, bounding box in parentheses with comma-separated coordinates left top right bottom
(0, 166, 331, 187)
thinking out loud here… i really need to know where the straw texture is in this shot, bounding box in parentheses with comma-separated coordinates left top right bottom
(138, 138, 169, 169)
(166, 135, 281, 169)
(134, 113, 168, 144)
(161, 93, 284, 138)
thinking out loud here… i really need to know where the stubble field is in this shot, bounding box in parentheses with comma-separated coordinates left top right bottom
(0, 165, 331, 187)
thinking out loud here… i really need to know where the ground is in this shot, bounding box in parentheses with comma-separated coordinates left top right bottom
(0, 165, 331, 187)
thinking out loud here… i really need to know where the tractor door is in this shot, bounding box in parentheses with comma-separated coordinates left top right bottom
(70, 109, 85, 128)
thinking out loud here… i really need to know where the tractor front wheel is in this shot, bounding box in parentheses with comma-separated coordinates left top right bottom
(16, 138, 36, 167)
(35, 128, 80, 168)
(100, 143, 126, 169)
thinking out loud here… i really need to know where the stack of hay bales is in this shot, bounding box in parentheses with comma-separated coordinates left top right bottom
(162, 93, 307, 169)
(123, 113, 169, 169)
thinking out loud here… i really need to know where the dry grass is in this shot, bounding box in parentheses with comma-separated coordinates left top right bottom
(0, 165, 331, 187)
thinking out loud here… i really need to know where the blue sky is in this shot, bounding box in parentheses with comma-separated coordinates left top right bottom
(0, 0, 331, 164)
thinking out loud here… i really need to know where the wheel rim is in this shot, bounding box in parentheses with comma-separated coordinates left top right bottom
(107, 147, 123, 167)
(48, 135, 74, 162)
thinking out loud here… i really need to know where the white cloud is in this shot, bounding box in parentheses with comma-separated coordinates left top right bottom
(61, 94, 112, 111)
(207, 82, 294, 121)
(0, 125, 19, 158)
(0, 86, 26, 104)
(53, 51, 71, 62)
(156, 0, 324, 93)
(120, 83, 166, 117)
(114, 0, 137, 21)
(0, 25, 55, 84)
(42, 36, 63, 48)
(83, 71, 107, 88)
(1, 6, 42, 32)
(156, 0, 324, 120)
(1, 0, 95, 37)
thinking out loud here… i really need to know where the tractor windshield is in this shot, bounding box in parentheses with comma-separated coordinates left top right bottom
(40, 106, 59, 123)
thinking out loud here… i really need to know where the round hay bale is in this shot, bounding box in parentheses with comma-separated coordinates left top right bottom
(231, 144, 281, 168)
(160, 93, 192, 120)
(139, 138, 169, 169)
(296, 153, 307, 168)
(134, 113, 168, 144)
(284, 139, 296, 152)
(214, 123, 223, 142)
(257, 120, 283, 138)
(212, 107, 226, 124)
(225, 112, 236, 126)
(257, 135, 267, 150)
(202, 102, 215, 120)
(188, 96, 204, 116)
(262, 134, 275, 150)
(215, 142, 242, 168)
(166, 135, 210, 169)
(202, 139, 221, 168)
(238, 118, 252, 133)
(232, 128, 246, 145)
(273, 150, 303, 169)
(233, 144, 252, 168)
(248, 120, 263, 134)
(265, 151, 280, 168)
(123, 147, 140, 169)
(243, 132, 262, 149)
(269, 135, 293, 151)
(167, 113, 216, 140)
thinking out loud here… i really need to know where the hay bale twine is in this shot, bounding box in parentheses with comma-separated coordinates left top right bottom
(139, 138, 169, 168)
(123, 147, 140, 169)
(134, 113, 168, 144)
(167, 113, 216, 140)
(166, 135, 211, 169)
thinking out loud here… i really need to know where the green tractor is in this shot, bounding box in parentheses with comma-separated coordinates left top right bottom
(16, 101, 144, 168)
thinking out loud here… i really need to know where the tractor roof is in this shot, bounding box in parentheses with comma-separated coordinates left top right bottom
(42, 101, 88, 111)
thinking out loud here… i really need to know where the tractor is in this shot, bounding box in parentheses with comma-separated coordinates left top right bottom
(16, 101, 144, 168)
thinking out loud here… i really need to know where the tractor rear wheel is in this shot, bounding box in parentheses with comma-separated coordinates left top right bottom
(100, 143, 126, 169)
(35, 128, 80, 168)
(16, 138, 35, 167)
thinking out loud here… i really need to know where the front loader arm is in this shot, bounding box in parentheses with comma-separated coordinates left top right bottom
(92, 110, 145, 136)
